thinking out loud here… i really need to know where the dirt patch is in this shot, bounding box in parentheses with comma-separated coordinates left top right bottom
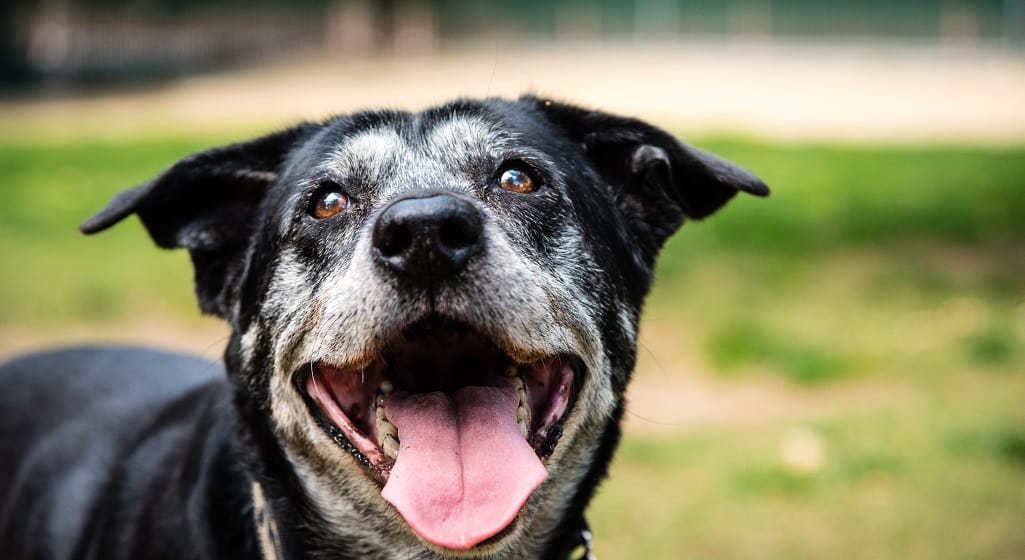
(0, 320, 231, 365)
(623, 363, 900, 434)
(3, 42, 1024, 144)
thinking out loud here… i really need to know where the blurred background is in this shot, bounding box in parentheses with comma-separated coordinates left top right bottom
(2, 1, 1024, 558)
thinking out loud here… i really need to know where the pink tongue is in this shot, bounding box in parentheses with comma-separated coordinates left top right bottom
(381, 386, 547, 550)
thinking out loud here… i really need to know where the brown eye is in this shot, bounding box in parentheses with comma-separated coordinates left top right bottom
(311, 187, 349, 219)
(498, 166, 537, 194)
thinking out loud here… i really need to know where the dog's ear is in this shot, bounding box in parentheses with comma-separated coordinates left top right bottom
(527, 97, 769, 258)
(80, 123, 318, 318)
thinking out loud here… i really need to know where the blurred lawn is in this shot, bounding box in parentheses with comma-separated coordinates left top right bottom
(1, 134, 1023, 559)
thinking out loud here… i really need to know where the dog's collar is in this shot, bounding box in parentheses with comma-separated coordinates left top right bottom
(566, 522, 598, 560)
(251, 481, 596, 560)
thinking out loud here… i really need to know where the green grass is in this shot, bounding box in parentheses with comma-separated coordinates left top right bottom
(0, 137, 229, 324)
(643, 246, 1025, 385)
(2, 135, 1024, 559)
(677, 139, 1025, 253)
(592, 383, 1025, 559)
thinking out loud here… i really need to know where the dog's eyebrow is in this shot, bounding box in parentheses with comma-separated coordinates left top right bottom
(327, 128, 409, 177)
(425, 116, 506, 157)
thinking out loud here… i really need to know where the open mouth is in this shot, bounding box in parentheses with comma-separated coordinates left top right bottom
(297, 319, 580, 551)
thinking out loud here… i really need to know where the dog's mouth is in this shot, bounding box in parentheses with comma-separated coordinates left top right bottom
(297, 319, 580, 551)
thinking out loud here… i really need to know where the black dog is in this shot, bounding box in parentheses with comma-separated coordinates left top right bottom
(0, 96, 767, 560)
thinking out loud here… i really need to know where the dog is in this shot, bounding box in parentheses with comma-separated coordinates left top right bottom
(0, 96, 767, 560)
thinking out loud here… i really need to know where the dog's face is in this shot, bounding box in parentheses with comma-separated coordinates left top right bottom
(83, 97, 767, 559)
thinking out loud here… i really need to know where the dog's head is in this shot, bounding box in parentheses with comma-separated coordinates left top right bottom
(82, 97, 767, 558)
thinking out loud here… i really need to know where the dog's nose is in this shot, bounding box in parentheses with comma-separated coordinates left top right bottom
(372, 193, 484, 280)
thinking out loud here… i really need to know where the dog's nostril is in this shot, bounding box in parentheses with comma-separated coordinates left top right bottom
(378, 224, 413, 258)
(438, 219, 478, 250)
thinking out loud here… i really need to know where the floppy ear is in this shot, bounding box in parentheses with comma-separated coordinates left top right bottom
(528, 96, 769, 259)
(80, 123, 318, 318)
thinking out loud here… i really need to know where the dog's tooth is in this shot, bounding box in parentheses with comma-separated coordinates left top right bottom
(509, 370, 525, 394)
(378, 416, 397, 441)
(517, 405, 530, 438)
(375, 397, 399, 452)
(505, 365, 518, 377)
(382, 434, 400, 459)
(380, 380, 394, 394)
(516, 378, 528, 406)
(515, 376, 531, 439)
(375, 401, 388, 435)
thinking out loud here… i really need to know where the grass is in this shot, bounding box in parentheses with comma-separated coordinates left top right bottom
(1, 134, 1023, 559)
(592, 387, 1025, 559)
(644, 246, 1025, 385)
(0, 136, 229, 325)
(676, 140, 1025, 253)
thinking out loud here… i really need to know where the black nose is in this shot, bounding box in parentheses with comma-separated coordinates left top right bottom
(372, 193, 484, 281)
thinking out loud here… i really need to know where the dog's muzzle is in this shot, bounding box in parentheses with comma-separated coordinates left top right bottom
(297, 320, 583, 552)
(297, 193, 585, 552)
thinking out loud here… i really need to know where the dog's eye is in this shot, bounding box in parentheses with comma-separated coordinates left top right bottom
(498, 165, 537, 194)
(310, 185, 350, 219)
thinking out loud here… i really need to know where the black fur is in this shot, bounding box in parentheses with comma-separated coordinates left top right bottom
(0, 96, 767, 560)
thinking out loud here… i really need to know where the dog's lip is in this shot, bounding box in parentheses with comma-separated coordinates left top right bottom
(296, 337, 583, 478)
(305, 364, 392, 478)
(294, 322, 584, 548)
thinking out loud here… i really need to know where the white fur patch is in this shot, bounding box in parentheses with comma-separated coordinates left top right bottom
(328, 128, 409, 179)
(426, 116, 505, 160)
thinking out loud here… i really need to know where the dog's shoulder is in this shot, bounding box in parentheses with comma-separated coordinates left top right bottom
(0, 345, 225, 421)
(0, 346, 241, 560)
